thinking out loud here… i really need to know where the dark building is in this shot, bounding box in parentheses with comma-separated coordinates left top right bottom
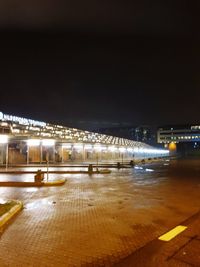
(96, 126, 135, 140)
(97, 125, 157, 145)
(135, 126, 156, 144)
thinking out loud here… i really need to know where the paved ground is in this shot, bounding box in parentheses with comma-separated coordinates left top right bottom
(0, 159, 200, 266)
(115, 210, 200, 267)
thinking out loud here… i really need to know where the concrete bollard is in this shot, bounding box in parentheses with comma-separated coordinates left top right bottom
(117, 162, 121, 169)
(88, 164, 93, 174)
(34, 169, 44, 182)
(130, 160, 135, 167)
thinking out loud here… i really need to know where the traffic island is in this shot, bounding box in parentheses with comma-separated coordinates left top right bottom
(88, 164, 112, 174)
(43, 178, 66, 186)
(0, 178, 66, 187)
(0, 200, 23, 229)
(97, 169, 112, 174)
(0, 170, 112, 174)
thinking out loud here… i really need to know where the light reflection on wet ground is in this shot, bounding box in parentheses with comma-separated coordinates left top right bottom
(0, 159, 200, 266)
(1, 159, 200, 215)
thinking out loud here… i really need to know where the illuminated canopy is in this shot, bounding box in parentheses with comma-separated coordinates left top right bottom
(0, 111, 169, 155)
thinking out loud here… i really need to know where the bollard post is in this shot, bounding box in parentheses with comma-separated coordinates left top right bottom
(130, 160, 134, 167)
(88, 164, 93, 174)
(5, 143, 8, 171)
(46, 151, 49, 181)
(117, 162, 121, 169)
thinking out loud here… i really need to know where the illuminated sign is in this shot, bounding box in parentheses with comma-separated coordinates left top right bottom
(0, 111, 46, 127)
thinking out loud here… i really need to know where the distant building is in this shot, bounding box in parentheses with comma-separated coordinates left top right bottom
(135, 126, 156, 144)
(157, 125, 200, 144)
(157, 124, 200, 155)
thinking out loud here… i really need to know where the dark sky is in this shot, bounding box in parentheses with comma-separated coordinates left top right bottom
(0, 1, 199, 129)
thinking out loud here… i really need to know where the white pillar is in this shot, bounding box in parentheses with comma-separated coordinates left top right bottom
(62, 146, 64, 163)
(27, 145, 29, 165)
(53, 145, 55, 163)
(40, 143, 42, 164)
(82, 145, 85, 162)
(6, 143, 8, 171)
(1, 145, 3, 165)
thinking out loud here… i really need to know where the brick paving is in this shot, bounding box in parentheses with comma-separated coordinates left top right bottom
(116, 212, 200, 267)
(0, 165, 200, 266)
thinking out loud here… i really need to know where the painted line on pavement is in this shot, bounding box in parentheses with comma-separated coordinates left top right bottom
(158, 225, 187, 242)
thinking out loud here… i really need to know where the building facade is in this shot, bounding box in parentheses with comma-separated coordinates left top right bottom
(0, 111, 168, 165)
(157, 125, 200, 144)
(157, 124, 200, 155)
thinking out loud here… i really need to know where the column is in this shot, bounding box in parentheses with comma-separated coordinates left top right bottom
(27, 145, 29, 165)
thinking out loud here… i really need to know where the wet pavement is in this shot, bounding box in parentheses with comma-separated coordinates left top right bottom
(0, 159, 200, 266)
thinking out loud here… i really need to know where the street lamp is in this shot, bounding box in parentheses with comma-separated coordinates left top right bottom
(0, 135, 8, 144)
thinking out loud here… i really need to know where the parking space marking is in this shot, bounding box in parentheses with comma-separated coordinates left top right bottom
(158, 225, 187, 242)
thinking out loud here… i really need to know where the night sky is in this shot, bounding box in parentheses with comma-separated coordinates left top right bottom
(0, 1, 199, 130)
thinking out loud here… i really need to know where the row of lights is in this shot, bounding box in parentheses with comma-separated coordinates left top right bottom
(32, 141, 169, 154)
(27, 139, 55, 146)
(0, 135, 169, 155)
(8, 118, 147, 147)
(0, 135, 55, 147)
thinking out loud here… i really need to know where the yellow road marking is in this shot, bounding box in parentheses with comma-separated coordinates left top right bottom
(158, 225, 187, 242)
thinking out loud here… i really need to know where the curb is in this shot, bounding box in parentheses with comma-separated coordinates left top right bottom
(0, 171, 112, 174)
(0, 201, 23, 228)
(44, 179, 66, 186)
(0, 179, 66, 187)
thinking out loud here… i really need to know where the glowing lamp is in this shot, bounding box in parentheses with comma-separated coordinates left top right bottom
(94, 145, 103, 151)
(169, 142, 177, 151)
(62, 144, 72, 149)
(27, 139, 40, 146)
(74, 144, 83, 150)
(42, 139, 55, 146)
(0, 135, 8, 144)
(85, 144, 92, 150)
(108, 146, 117, 152)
